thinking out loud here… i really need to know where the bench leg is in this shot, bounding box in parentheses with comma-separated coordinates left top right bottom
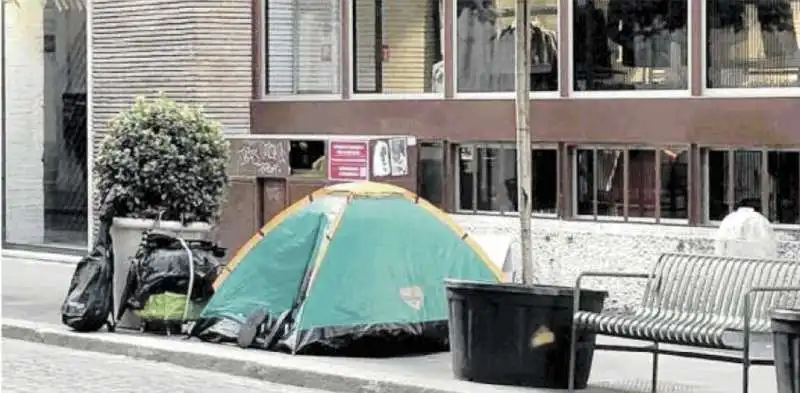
(651, 342, 659, 393)
(741, 363, 749, 393)
(568, 322, 578, 392)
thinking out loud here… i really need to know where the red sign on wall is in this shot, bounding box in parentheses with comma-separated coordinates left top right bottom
(328, 140, 369, 181)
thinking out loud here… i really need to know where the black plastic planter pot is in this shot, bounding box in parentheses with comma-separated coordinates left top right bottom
(445, 279, 607, 389)
(772, 309, 800, 393)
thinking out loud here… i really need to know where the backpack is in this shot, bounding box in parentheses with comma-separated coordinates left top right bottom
(61, 222, 116, 332)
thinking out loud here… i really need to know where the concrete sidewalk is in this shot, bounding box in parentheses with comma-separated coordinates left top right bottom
(1, 256, 780, 393)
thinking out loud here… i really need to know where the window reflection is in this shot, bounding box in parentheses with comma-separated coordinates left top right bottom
(576, 148, 687, 220)
(707, 0, 800, 88)
(767, 151, 800, 224)
(418, 142, 445, 207)
(456, 0, 558, 92)
(628, 150, 657, 218)
(707, 150, 763, 221)
(573, 0, 688, 91)
(4, 3, 88, 247)
(266, 0, 341, 95)
(660, 149, 689, 219)
(352, 0, 443, 93)
(457, 144, 557, 213)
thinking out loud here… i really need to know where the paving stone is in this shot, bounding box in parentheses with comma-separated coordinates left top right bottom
(1, 339, 333, 393)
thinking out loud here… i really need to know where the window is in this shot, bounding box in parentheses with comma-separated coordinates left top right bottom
(3, 2, 88, 248)
(289, 140, 327, 177)
(767, 151, 800, 224)
(417, 141, 445, 207)
(706, 149, 800, 224)
(706, 0, 800, 88)
(660, 148, 689, 219)
(573, 0, 688, 91)
(353, 0, 443, 93)
(455, 0, 558, 93)
(456, 143, 558, 214)
(575, 146, 688, 221)
(266, 0, 341, 95)
(706, 149, 762, 220)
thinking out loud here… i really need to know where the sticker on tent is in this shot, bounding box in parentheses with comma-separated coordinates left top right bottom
(399, 286, 424, 310)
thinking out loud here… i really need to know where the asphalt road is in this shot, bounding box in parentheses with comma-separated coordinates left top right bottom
(1, 339, 335, 393)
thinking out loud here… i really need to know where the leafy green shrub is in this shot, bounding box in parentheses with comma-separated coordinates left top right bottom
(95, 95, 230, 223)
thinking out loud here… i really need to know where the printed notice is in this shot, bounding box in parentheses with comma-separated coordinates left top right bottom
(328, 140, 369, 181)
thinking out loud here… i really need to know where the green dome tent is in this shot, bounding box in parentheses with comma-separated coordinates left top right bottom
(190, 181, 501, 355)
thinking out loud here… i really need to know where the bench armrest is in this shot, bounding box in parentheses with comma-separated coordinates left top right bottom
(575, 271, 652, 289)
(572, 272, 653, 316)
(742, 286, 800, 363)
(744, 286, 800, 321)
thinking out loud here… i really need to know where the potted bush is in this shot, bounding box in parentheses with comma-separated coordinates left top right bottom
(95, 95, 229, 328)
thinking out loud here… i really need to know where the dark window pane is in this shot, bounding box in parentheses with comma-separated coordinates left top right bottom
(532, 149, 558, 213)
(505, 148, 558, 213)
(707, 150, 729, 221)
(596, 148, 625, 216)
(418, 142, 445, 207)
(576, 149, 596, 215)
(289, 140, 326, 177)
(456, 0, 558, 92)
(628, 150, 657, 218)
(768, 151, 800, 224)
(706, 0, 799, 88)
(353, 0, 442, 93)
(573, 0, 688, 91)
(476, 146, 514, 211)
(503, 146, 519, 211)
(458, 146, 476, 210)
(659, 148, 689, 219)
(733, 150, 762, 211)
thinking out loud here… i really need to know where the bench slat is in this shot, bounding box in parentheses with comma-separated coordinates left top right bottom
(643, 253, 800, 329)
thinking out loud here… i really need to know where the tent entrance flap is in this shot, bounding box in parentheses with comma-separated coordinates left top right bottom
(194, 211, 329, 334)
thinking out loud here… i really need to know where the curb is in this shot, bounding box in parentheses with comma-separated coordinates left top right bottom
(2, 319, 466, 393)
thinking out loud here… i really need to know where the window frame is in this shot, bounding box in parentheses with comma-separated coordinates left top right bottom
(571, 144, 691, 225)
(260, 0, 345, 100)
(701, 146, 800, 227)
(348, 0, 447, 99)
(700, 0, 800, 97)
(453, 141, 559, 217)
(566, 0, 694, 98)
(451, 0, 562, 100)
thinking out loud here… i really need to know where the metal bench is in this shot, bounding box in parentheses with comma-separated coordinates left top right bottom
(567, 253, 800, 393)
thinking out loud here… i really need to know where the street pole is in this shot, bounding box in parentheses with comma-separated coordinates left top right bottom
(514, 0, 534, 285)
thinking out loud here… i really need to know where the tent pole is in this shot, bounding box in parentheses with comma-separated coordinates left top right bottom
(515, 0, 533, 285)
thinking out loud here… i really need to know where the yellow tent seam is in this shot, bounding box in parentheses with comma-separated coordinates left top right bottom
(289, 200, 349, 334)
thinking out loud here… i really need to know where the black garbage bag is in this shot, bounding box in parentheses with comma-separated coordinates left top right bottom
(60, 221, 116, 332)
(119, 231, 225, 317)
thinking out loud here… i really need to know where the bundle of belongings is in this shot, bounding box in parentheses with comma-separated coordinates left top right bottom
(61, 213, 225, 334)
(118, 231, 225, 334)
(60, 193, 120, 332)
(60, 219, 117, 332)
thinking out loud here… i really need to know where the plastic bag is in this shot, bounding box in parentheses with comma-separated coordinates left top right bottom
(119, 231, 225, 316)
(61, 221, 116, 332)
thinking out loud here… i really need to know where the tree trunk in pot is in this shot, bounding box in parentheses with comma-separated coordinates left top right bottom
(110, 217, 213, 330)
